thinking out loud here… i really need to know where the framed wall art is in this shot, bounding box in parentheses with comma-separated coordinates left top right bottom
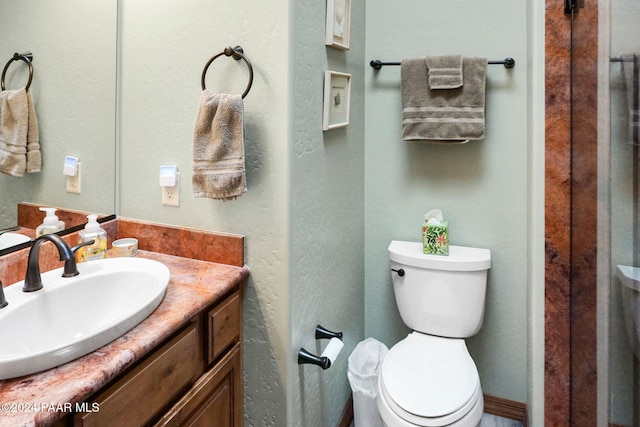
(323, 70, 351, 131)
(325, 0, 351, 50)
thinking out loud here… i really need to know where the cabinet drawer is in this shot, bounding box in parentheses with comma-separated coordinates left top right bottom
(208, 292, 241, 363)
(154, 343, 243, 427)
(75, 323, 200, 427)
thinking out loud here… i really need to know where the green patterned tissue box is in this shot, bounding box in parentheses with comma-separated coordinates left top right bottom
(422, 220, 449, 255)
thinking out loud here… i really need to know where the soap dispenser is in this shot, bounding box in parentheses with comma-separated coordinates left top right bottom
(35, 207, 65, 237)
(76, 214, 107, 263)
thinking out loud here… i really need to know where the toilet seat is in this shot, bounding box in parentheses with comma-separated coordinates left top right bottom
(378, 332, 481, 426)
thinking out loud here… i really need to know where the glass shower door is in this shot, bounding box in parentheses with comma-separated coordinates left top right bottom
(608, 0, 640, 425)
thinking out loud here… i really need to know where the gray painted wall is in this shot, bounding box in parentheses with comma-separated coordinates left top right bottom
(364, 0, 531, 402)
(119, 0, 366, 425)
(119, 1, 292, 424)
(291, 1, 365, 426)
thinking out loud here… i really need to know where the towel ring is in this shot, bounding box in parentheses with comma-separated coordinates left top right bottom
(201, 46, 253, 99)
(1, 52, 34, 91)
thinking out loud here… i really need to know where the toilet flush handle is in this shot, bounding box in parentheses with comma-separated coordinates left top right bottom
(391, 268, 405, 277)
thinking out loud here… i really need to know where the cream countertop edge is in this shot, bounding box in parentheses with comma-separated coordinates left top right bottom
(0, 250, 249, 427)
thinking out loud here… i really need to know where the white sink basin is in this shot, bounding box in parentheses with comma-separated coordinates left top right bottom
(0, 232, 31, 250)
(0, 257, 170, 379)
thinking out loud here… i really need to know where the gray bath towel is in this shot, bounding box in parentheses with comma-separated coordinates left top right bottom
(425, 55, 463, 89)
(192, 90, 246, 200)
(401, 57, 487, 143)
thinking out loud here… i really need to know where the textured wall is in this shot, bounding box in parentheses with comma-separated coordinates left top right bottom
(118, 0, 291, 424)
(0, 0, 117, 229)
(290, 1, 365, 426)
(120, 1, 367, 423)
(364, 0, 531, 402)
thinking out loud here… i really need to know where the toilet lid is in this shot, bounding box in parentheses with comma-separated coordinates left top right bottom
(380, 333, 479, 419)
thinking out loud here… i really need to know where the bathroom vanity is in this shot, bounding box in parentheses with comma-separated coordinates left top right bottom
(71, 280, 243, 426)
(0, 218, 248, 427)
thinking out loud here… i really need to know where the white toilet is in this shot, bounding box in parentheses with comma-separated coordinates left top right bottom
(377, 240, 491, 427)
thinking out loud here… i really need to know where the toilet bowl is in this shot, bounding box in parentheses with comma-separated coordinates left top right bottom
(378, 241, 491, 427)
(377, 333, 483, 426)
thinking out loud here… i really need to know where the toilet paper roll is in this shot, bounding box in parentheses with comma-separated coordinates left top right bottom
(321, 337, 344, 365)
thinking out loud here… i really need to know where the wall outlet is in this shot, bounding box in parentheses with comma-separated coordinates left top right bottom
(66, 163, 81, 194)
(162, 172, 179, 206)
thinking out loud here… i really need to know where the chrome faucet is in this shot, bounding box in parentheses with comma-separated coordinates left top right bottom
(23, 234, 80, 292)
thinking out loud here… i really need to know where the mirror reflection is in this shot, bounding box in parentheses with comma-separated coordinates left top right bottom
(609, 0, 640, 423)
(0, 0, 118, 248)
(0, 203, 113, 253)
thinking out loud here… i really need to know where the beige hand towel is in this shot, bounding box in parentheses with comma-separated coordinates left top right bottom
(25, 91, 40, 173)
(426, 55, 463, 89)
(0, 88, 28, 176)
(401, 57, 487, 143)
(192, 90, 247, 200)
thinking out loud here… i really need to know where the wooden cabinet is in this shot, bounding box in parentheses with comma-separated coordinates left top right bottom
(155, 344, 242, 427)
(72, 289, 242, 427)
(208, 292, 241, 364)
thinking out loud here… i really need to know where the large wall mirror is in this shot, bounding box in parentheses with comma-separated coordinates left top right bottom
(0, 0, 117, 247)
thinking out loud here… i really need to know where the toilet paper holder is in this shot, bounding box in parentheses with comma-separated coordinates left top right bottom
(297, 325, 344, 370)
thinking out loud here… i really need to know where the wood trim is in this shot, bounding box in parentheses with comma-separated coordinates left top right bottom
(483, 394, 528, 426)
(336, 393, 527, 427)
(336, 394, 353, 427)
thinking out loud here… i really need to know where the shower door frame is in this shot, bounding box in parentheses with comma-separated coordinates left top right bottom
(545, 0, 599, 425)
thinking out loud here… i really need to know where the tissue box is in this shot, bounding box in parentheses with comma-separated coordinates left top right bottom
(422, 220, 448, 255)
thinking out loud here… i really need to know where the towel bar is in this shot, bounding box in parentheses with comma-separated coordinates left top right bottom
(370, 57, 516, 70)
(1, 52, 34, 91)
(201, 46, 253, 99)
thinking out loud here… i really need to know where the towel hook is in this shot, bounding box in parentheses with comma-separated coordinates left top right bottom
(201, 46, 253, 99)
(1, 52, 34, 91)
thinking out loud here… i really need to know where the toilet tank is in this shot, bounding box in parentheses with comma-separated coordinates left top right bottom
(388, 241, 491, 338)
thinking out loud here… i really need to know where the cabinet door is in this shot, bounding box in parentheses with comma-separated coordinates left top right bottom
(208, 292, 241, 364)
(75, 323, 200, 427)
(156, 343, 242, 427)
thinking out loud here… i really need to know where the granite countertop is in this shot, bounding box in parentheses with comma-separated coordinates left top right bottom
(0, 250, 249, 427)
